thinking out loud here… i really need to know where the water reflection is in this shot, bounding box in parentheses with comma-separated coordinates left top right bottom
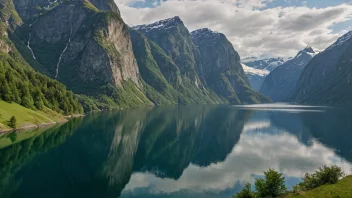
(0, 105, 351, 198)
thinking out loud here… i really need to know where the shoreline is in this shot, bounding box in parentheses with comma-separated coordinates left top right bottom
(0, 114, 85, 134)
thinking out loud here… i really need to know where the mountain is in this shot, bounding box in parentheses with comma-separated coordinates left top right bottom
(242, 63, 269, 91)
(291, 31, 352, 105)
(2, 0, 270, 114)
(129, 29, 224, 104)
(242, 57, 291, 71)
(133, 19, 270, 104)
(260, 47, 320, 101)
(10, 0, 152, 109)
(191, 28, 271, 104)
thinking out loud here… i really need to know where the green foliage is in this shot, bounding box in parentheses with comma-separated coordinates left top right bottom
(233, 184, 256, 198)
(0, 50, 83, 115)
(294, 166, 345, 192)
(8, 116, 16, 128)
(285, 176, 352, 198)
(234, 169, 287, 198)
(255, 169, 287, 198)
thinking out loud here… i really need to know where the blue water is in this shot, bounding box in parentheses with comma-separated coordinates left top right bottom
(0, 104, 351, 198)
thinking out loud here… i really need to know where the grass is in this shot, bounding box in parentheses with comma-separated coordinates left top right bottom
(0, 100, 65, 131)
(0, 125, 61, 149)
(284, 176, 352, 198)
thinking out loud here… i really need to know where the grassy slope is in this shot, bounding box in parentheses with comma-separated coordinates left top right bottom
(285, 176, 352, 198)
(0, 100, 65, 131)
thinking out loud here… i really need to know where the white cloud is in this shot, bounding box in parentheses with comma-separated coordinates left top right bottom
(115, 0, 352, 58)
(121, 122, 352, 195)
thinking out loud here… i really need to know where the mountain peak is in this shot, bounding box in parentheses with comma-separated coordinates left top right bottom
(132, 16, 183, 32)
(191, 28, 221, 40)
(302, 46, 315, 53)
(296, 46, 320, 59)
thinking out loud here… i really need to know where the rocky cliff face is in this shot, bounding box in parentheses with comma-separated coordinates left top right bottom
(14, 0, 142, 95)
(191, 28, 271, 104)
(291, 31, 352, 104)
(260, 47, 319, 102)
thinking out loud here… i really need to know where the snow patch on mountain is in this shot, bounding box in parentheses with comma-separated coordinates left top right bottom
(133, 16, 182, 32)
(242, 57, 291, 71)
(242, 64, 269, 77)
(326, 31, 352, 51)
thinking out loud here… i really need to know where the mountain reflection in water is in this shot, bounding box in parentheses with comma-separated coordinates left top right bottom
(0, 105, 351, 198)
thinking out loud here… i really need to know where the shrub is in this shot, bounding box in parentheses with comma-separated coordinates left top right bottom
(233, 184, 255, 198)
(255, 169, 287, 198)
(294, 165, 345, 192)
(8, 116, 16, 128)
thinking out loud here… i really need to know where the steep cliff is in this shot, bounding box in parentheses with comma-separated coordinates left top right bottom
(291, 31, 352, 105)
(260, 47, 319, 102)
(0, 0, 83, 116)
(11, 0, 151, 108)
(191, 28, 271, 104)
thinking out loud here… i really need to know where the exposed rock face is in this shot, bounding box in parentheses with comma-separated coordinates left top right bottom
(291, 31, 352, 105)
(17, 0, 141, 94)
(260, 47, 319, 102)
(191, 28, 271, 104)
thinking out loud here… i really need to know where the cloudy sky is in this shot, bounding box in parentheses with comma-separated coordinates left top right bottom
(114, 0, 352, 58)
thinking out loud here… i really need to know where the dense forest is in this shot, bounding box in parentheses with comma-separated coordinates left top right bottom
(0, 50, 83, 115)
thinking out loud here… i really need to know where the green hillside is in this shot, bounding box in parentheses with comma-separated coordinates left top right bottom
(0, 100, 65, 131)
(285, 176, 352, 198)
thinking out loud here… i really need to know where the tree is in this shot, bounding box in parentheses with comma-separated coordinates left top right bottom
(8, 116, 17, 128)
(294, 165, 345, 192)
(233, 184, 255, 198)
(255, 169, 287, 198)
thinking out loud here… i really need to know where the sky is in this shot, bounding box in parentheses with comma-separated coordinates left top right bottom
(114, 0, 352, 58)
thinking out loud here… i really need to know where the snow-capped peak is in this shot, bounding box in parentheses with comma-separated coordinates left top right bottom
(295, 46, 321, 59)
(326, 30, 352, 51)
(133, 16, 182, 32)
(191, 28, 219, 39)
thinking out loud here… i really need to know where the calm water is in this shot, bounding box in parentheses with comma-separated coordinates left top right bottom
(0, 104, 352, 198)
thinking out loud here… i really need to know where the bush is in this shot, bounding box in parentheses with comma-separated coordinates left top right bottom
(233, 184, 255, 198)
(294, 165, 345, 192)
(233, 169, 286, 198)
(255, 169, 287, 198)
(8, 116, 16, 128)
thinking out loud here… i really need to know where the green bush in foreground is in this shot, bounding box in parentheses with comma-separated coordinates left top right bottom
(293, 165, 345, 192)
(233, 169, 286, 198)
(234, 166, 347, 198)
(233, 183, 256, 198)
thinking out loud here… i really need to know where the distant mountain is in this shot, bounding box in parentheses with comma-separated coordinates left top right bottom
(260, 47, 320, 101)
(242, 57, 291, 71)
(291, 31, 352, 105)
(242, 63, 269, 91)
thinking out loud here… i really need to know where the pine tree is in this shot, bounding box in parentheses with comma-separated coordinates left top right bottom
(9, 116, 17, 128)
